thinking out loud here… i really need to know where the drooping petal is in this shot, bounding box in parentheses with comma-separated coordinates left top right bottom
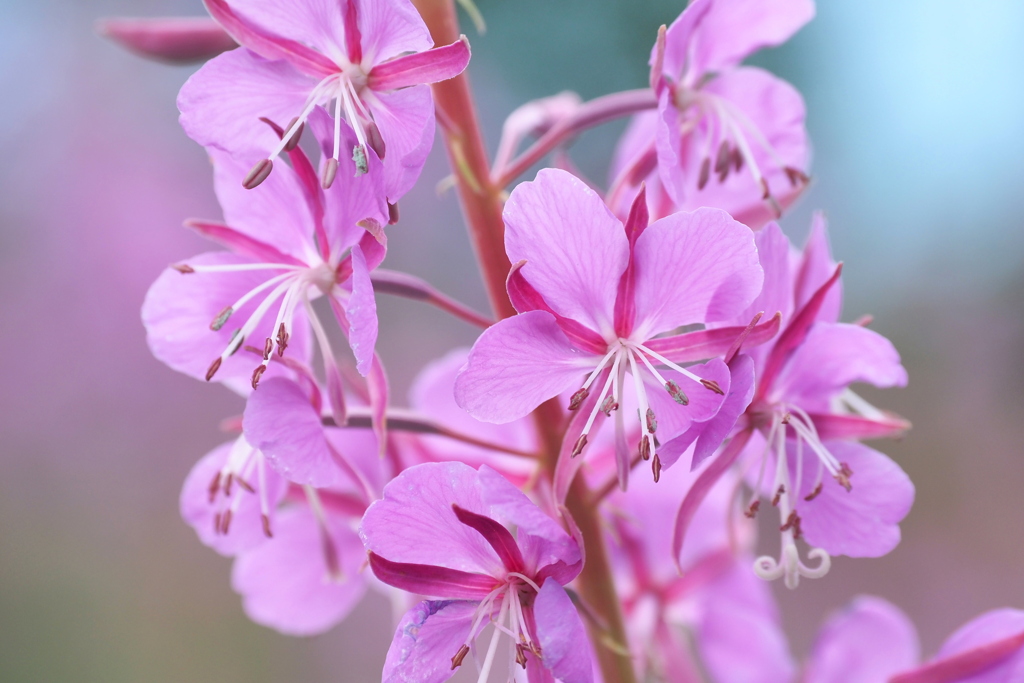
(243, 377, 340, 487)
(382, 600, 479, 683)
(179, 438, 286, 556)
(534, 580, 595, 683)
(178, 47, 315, 157)
(231, 506, 366, 636)
(794, 440, 914, 558)
(142, 251, 310, 387)
(454, 311, 589, 424)
(360, 462, 505, 577)
(363, 85, 436, 201)
(344, 244, 378, 376)
(771, 322, 907, 411)
(504, 168, 629, 335)
(631, 207, 762, 337)
(804, 595, 920, 683)
(368, 37, 470, 91)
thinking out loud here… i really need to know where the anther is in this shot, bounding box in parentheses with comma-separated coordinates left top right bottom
(276, 323, 289, 356)
(283, 117, 304, 152)
(834, 462, 853, 492)
(213, 512, 222, 534)
(784, 166, 809, 187)
(804, 483, 823, 501)
(352, 145, 368, 176)
(207, 471, 221, 504)
(224, 473, 234, 496)
(715, 141, 731, 181)
(599, 396, 618, 416)
(568, 388, 590, 411)
(210, 306, 233, 331)
(638, 437, 651, 461)
(515, 643, 528, 668)
(451, 644, 470, 670)
(760, 177, 771, 200)
(220, 508, 233, 534)
(700, 378, 725, 395)
(243, 158, 274, 189)
(172, 263, 195, 274)
(780, 510, 802, 540)
(571, 434, 588, 458)
(261, 514, 273, 538)
(251, 364, 267, 389)
(205, 357, 222, 382)
(321, 157, 339, 189)
(227, 329, 244, 355)
(652, 454, 662, 483)
(235, 477, 255, 494)
(745, 500, 760, 518)
(645, 408, 658, 434)
(772, 485, 785, 507)
(697, 157, 711, 190)
(731, 146, 743, 172)
(262, 337, 273, 361)
(665, 380, 689, 405)
(366, 122, 386, 159)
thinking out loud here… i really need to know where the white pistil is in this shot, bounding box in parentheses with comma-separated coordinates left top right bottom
(476, 593, 508, 683)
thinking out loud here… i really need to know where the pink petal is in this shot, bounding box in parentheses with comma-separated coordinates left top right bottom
(382, 600, 479, 683)
(643, 358, 732, 444)
(368, 37, 470, 91)
(804, 595, 919, 683)
(506, 261, 608, 354)
(221, 0, 348, 60)
(631, 207, 763, 337)
(178, 47, 315, 158)
(534, 580, 595, 683)
(657, 0, 713, 83)
(359, 462, 506, 577)
(368, 552, 500, 599)
(454, 311, 590, 424)
(97, 17, 237, 63)
(771, 322, 907, 411)
(504, 168, 629, 335)
(231, 506, 366, 636)
(185, 219, 304, 266)
(904, 609, 1024, 683)
(810, 412, 911, 441)
(352, 0, 433, 66)
(243, 377, 340, 487)
(363, 85, 436, 201)
(345, 244, 378, 376)
(738, 222, 793, 328)
(643, 312, 781, 363)
(795, 212, 843, 324)
(795, 441, 914, 558)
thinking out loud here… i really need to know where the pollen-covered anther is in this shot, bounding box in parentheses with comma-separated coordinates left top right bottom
(571, 434, 588, 458)
(321, 157, 339, 189)
(652, 454, 662, 483)
(804, 483, 823, 501)
(745, 500, 760, 518)
(700, 378, 725, 395)
(210, 306, 233, 331)
(665, 380, 689, 405)
(645, 408, 658, 433)
(568, 387, 590, 411)
(251, 364, 267, 389)
(835, 462, 853, 492)
(599, 396, 618, 416)
(205, 357, 222, 382)
(352, 144, 369, 176)
(172, 263, 195, 274)
(243, 158, 274, 190)
(772, 485, 785, 507)
(450, 644, 470, 670)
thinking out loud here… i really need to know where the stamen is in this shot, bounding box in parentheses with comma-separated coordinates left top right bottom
(220, 508, 233, 534)
(251, 364, 267, 389)
(568, 388, 589, 411)
(451, 644, 470, 670)
(697, 157, 711, 189)
(804, 483, 823, 501)
(652, 453, 662, 483)
(210, 306, 233, 331)
(665, 380, 689, 405)
(205, 357, 222, 382)
(262, 337, 273, 360)
(779, 510, 802, 540)
(835, 462, 853, 492)
(571, 434, 587, 458)
(745, 500, 760, 518)
(172, 263, 195, 274)
(283, 116, 304, 152)
(714, 140, 731, 182)
(631, 342, 704, 384)
(600, 396, 618, 415)
(771, 485, 785, 507)
(207, 471, 220, 504)
(700, 378, 725, 395)
(276, 322, 289, 356)
(242, 159, 274, 189)
(321, 158, 339, 189)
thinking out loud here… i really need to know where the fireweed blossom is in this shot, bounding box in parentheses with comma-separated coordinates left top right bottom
(613, 0, 812, 227)
(799, 596, 1024, 683)
(143, 122, 389, 397)
(455, 169, 764, 486)
(178, 0, 470, 198)
(361, 462, 592, 683)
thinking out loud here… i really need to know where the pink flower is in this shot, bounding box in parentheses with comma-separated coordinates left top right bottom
(611, 0, 812, 227)
(178, 0, 470, 199)
(361, 461, 592, 683)
(455, 169, 764, 484)
(142, 122, 388, 391)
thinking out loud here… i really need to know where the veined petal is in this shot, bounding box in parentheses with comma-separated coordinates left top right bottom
(231, 506, 367, 636)
(368, 552, 500, 599)
(504, 169, 629, 335)
(345, 244, 378, 376)
(795, 441, 914, 558)
(353, 0, 433, 66)
(185, 220, 305, 266)
(454, 311, 589, 424)
(809, 412, 911, 441)
(363, 86, 436, 201)
(534, 580, 595, 683)
(644, 313, 781, 364)
(383, 600, 479, 683)
(632, 207, 763, 337)
(804, 596, 919, 683)
(368, 37, 470, 91)
(222, 0, 348, 60)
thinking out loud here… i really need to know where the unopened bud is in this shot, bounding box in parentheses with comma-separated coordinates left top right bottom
(568, 387, 589, 411)
(210, 306, 232, 331)
(665, 380, 689, 405)
(243, 158, 273, 189)
(700, 378, 725, 395)
(205, 357, 222, 382)
(321, 157, 339, 189)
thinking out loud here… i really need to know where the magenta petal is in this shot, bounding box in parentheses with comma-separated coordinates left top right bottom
(360, 462, 505, 577)
(243, 377, 339, 487)
(369, 37, 470, 91)
(810, 412, 911, 441)
(368, 552, 499, 599)
(178, 47, 315, 154)
(795, 441, 914, 558)
(454, 311, 589, 424)
(632, 207, 763, 336)
(345, 244, 378, 376)
(644, 313, 781, 363)
(772, 322, 907, 410)
(534, 580, 595, 683)
(382, 600, 478, 683)
(504, 168, 629, 334)
(796, 213, 843, 325)
(452, 504, 526, 573)
(804, 595, 919, 683)
(231, 506, 366, 636)
(364, 85, 436, 201)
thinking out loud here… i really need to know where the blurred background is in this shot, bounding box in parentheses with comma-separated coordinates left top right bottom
(1, 0, 1023, 680)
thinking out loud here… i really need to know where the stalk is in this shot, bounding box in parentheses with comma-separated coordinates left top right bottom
(411, 2, 638, 681)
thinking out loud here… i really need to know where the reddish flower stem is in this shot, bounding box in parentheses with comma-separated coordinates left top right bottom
(411, 2, 638, 681)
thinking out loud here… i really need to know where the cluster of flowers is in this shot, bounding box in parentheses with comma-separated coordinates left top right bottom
(101, 0, 1024, 680)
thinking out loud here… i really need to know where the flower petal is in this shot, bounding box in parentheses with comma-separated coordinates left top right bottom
(345, 244, 378, 376)
(363, 85, 436, 201)
(231, 505, 366, 636)
(383, 600, 479, 683)
(353, 0, 433, 66)
(368, 552, 500, 599)
(534, 580, 595, 683)
(631, 207, 762, 337)
(804, 595, 920, 683)
(643, 357, 732, 445)
(795, 213, 842, 324)
(911, 609, 1024, 683)
(369, 37, 470, 91)
(454, 311, 589, 424)
(222, 0, 348, 59)
(504, 168, 629, 335)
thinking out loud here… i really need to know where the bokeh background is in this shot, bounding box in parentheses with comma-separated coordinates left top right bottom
(2, 0, 1023, 680)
